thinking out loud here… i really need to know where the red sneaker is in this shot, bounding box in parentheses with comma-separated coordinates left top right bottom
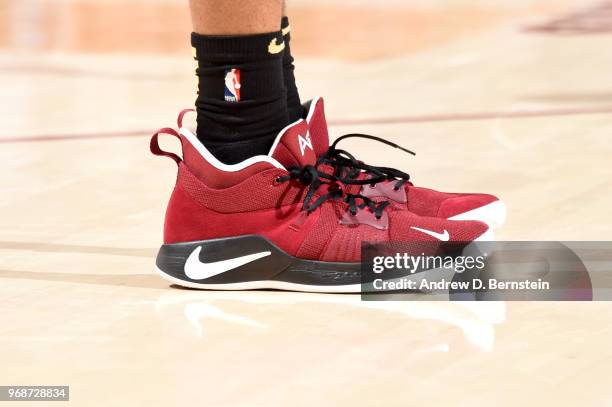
(304, 97, 507, 230)
(150, 113, 492, 292)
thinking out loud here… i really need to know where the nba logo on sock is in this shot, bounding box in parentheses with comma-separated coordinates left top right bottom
(224, 68, 241, 102)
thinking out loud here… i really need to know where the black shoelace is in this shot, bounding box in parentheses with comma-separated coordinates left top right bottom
(277, 165, 390, 219)
(316, 133, 416, 191)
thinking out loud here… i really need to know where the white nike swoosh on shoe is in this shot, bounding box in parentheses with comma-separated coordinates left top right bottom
(410, 227, 450, 241)
(184, 246, 272, 280)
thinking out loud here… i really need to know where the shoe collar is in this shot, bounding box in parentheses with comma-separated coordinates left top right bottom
(178, 97, 326, 173)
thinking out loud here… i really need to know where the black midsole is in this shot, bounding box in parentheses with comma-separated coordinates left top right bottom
(156, 235, 363, 286)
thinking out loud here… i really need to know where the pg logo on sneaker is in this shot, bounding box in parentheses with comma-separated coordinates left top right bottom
(298, 133, 313, 156)
(224, 68, 241, 102)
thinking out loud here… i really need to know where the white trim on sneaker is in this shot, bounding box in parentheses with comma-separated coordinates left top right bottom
(179, 127, 286, 171)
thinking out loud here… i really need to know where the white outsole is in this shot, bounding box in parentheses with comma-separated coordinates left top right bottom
(155, 266, 363, 293)
(155, 265, 463, 294)
(448, 200, 507, 230)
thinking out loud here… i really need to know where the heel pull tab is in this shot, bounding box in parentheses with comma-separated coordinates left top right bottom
(177, 109, 195, 129)
(150, 127, 182, 165)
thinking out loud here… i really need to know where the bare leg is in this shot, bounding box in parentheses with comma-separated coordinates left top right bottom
(190, 0, 283, 35)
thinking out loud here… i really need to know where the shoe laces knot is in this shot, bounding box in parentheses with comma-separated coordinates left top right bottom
(278, 164, 388, 219)
(318, 133, 416, 191)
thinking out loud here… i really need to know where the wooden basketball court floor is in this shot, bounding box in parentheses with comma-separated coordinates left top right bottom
(1, 0, 612, 405)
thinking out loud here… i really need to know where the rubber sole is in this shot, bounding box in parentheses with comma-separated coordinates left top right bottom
(155, 234, 494, 293)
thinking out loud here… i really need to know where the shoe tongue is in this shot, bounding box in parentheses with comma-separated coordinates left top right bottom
(270, 119, 317, 168)
(304, 97, 330, 156)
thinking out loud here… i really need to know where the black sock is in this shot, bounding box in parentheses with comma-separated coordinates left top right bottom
(281, 17, 304, 122)
(192, 31, 289, 164)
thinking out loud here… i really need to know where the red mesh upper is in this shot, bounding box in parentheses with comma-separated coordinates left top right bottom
(181, 133, 274, 189)
(168, 164, 489, 260)
(307, 98, 330, 156)
(270, 120, 317, 168)
(405, 186, 455, 217)
(271, 143, 301, 169)
(296, 203, 343, 260)
(436, 193, 498, 218)
(178, 163, 305, 213)
(406, 186, 498, 218)
(321, 223, 388, 262)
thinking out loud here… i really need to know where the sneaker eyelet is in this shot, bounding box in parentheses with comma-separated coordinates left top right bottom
(393, 187, 400, 191)
(369, 183, 377, 188)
